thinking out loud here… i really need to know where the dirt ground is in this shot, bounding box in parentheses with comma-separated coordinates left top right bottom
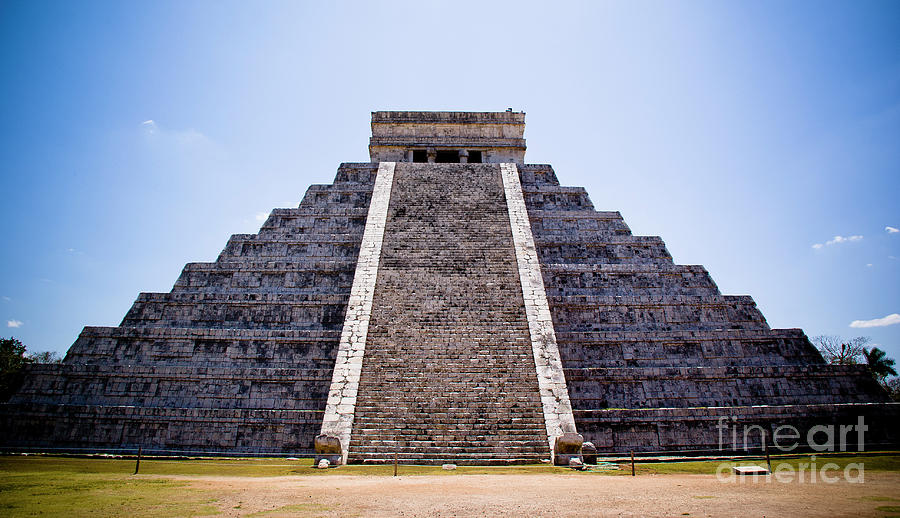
(172, 472, 900, 517)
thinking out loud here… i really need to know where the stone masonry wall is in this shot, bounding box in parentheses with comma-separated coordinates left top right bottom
(519, 164, 895, 452)
(3, 157, 896, 457)
(1, 163, 380, 454)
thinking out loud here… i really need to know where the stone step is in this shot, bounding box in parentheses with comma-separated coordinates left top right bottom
(352, 415, 545, 423)
(347, 163, 550, 462)
(350, 446, 548, 455)
(351, 433, 546, 442)
(347, 454, 549, 466)
(351, 394, 541, 401)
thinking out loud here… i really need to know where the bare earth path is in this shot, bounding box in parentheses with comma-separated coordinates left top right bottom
(169, 472, 900, 517)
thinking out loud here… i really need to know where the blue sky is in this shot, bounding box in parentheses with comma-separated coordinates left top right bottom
(1, 0, 899, 363)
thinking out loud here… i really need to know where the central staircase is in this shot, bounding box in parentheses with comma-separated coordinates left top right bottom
(347, 163, 550, 464)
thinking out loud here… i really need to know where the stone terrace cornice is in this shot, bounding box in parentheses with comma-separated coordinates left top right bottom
(368, 136, 527, 148)
(371, 110, 525, 123)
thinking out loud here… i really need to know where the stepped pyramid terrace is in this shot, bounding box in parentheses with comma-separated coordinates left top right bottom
(2, 111, 897, 465)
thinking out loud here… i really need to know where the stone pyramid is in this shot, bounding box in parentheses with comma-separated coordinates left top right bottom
(2, 111, 896, 464)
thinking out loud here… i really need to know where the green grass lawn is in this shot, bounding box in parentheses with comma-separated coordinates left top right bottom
(1, 453, 897, 517)
(0, 456, 577, 478)
(0, 456, 572, 517)
(0, 469, 219, 517)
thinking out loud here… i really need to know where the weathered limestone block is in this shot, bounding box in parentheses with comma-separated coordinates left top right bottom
(553, 432, 584, 466)
(314, 434, 343, 466)
(321, 162, 395, 465)
(501, 162, 577, 450)
(581, 441, 598, 464)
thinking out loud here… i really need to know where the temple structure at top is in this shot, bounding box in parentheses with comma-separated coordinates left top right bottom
(369, 110, 526, 163)
(1, 110, 896, 464)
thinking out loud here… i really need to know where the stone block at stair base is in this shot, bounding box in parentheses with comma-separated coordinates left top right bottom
(581, 442, 598, 464)
(733, 465, 768, 475)
(314, 434, 343, 466)
(554, 432, 584, 466)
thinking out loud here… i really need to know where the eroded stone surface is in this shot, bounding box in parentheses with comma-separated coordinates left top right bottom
(369, 111, 526, 163)
(581, 441, 598, 464)
(2, 163, 383, 454)
(501, 163, 578, 449)
(2, 112, 896, 460)
(346, 163, 550, 465)
(320, 162, 395, 463)
(519, 163, 894, 452)
(553, 432, 585, 466)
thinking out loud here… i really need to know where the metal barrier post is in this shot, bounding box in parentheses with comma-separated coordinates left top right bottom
(630, 450, 635, 476)
(134, 446, 142, 475)
(393, 450, 398, 477)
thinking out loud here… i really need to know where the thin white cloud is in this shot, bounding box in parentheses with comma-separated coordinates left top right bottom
(2, 296, 10, 302)
(826, 235, 863, 245)
(866, 263, 873, 267)
(813, 235, 863, 249)
(850, 313, 900, 328)
(140, 119, 211, 147)
(255, 212, 269, 222)
(7, 320, 23, 328)
(141, 119, 158, 135)
(887, 226, 899, 234)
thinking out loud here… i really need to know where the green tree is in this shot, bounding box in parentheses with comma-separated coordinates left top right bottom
(0, 337, 29, 401)
(862, 347, 897, 384)
(885, 378, 900, 402)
